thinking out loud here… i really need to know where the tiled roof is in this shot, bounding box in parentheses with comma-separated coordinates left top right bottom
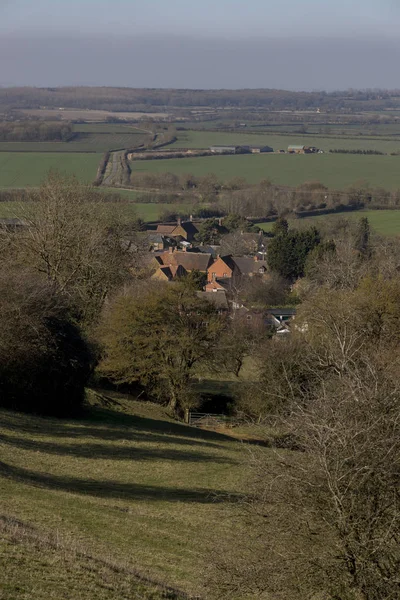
(158, 251, 213, 272)
(156, 225, 176, 235)
(232, 257, 268, 275)
(196, 291, 229, 310)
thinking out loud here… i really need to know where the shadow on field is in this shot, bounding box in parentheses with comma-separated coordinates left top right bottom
(0, 460, 241, 504)
(0, 432, 236, 464)
(0, 408, 235, 448)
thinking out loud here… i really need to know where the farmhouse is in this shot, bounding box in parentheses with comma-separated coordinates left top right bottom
(288, 145, 318, 154)
(250, 145, 274, 153)
(155, 219, 199, 242)
(209, 145, 251, 155)
(155, 248, 213, 273)
(207, 255, 268, 282)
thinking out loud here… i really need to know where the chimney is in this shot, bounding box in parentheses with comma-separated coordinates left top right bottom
(218, 218, 223, 227)
(189, 214, 193, 222)
(254, 254, 259, 262)
(169, 246, 174, 254)
(177, 217, 181, 226)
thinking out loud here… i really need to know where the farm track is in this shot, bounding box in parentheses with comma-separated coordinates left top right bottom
(102, 151, 121, 186)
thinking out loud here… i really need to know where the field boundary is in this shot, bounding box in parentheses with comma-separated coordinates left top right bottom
(0, 513, 201, 600)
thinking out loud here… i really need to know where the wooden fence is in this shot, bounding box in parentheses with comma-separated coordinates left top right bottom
(188, 412, 232, 428)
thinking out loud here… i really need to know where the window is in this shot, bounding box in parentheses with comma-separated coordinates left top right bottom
(223, 273, 228, 277)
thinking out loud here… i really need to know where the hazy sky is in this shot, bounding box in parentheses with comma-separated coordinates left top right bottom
(1, 0, 400, 89)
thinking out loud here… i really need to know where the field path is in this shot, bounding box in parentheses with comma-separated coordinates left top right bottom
(103, 151, 121, 186)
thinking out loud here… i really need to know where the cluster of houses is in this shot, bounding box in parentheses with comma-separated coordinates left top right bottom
(147, 218, 296, 336)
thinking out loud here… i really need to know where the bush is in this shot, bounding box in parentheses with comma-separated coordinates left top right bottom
(0, 271, 94, 416)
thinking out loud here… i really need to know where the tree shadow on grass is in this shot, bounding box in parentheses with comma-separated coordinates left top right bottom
(0, 408, 236, 448)
(0, 432, 237, 464)
(0, 460, 241, 504)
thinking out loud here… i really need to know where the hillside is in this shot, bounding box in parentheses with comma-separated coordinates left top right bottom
(0, 393, 247, 599)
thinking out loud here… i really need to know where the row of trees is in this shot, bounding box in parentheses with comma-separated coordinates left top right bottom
(127, 170, 400, 219)
(0, 120, 73, 142)
(2, 86, 400, 112)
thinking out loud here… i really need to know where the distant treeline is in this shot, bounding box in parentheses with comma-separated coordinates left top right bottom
(2, 87, 400, 113)
(127, 171, 400, 219)
(0, 120, 73, 142)
(330, 149, 386, 155)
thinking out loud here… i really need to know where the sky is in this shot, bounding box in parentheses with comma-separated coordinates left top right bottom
(1, 0, 400, 89)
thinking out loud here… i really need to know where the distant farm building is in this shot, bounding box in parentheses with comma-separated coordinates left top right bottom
(250, 145, 274, 153)
(210, 144, 273, 155)
(209, 145, 251, 155)
(288, 145, 318, 154)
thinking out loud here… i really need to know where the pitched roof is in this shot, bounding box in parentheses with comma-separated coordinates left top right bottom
(177, 222, 199, 236)
(232, 257, 268, 275)
(156, 225, 176, 235)
(158, 251, 213, 272)
(196, 291, 229, 310)
(216, 255, 239, 272)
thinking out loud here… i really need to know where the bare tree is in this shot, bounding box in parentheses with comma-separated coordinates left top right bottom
(10, 172, 134, 324)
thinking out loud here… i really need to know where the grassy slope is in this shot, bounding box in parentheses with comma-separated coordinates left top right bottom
(257, 209, 400, 236)
(0, 153, 101, 187)
(171, 130, 400, 153)
(0, 396, 246, 599)
(130, 153, 400, 189)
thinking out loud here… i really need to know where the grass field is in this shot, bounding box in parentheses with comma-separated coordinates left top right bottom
(130, 153, 400, 189)
(0, 133, 147, 153)
(0, 396, 248, 598)
(0, 153, 101, 188)
(73, 123, 149, 134)
(257, 209, 400, 236)
(172, 130, 400, 153)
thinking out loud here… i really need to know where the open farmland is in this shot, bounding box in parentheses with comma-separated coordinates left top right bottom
(0, 398, 247, 598)
(130, 153, 400, 189)
(257, 209, 400, 236)
(0, 132, 147, 153)
(172, 130, 400, 153)
(19, 108, 171, 121)
(0, 153, 101, 187)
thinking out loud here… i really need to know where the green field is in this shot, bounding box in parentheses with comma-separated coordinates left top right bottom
(130, 153, 400, 189)
(0, 396, 247, 598)
(0, 133, 147, 153)
(73, 123, 149, 134)
(0, 153, 101, 187)
(257, 209, 400, 236)
(172, 130, 400, 153)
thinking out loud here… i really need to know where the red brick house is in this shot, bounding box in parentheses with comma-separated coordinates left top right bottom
(207, 255, 268, 283)
(156, 219, 199, 242)
(156, 249, 213, 273)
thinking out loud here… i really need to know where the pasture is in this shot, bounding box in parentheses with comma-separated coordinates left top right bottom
(0, 396, 248, 598)
(172, 129, 400, 153)
(0, 132, 147, 153)
(19, 108, 171, 121)
(130, 153, 400, 189)
(0, 153, 101, 188)
(257, 209, 400, 237)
